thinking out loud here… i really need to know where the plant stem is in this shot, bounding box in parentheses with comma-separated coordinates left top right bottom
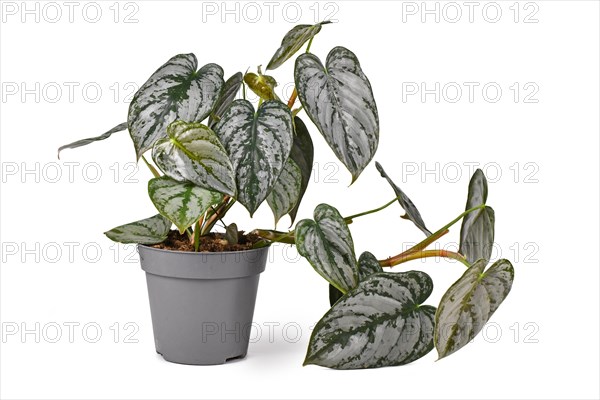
(141, 155, 160, 178)
(287, 88, 298, 109)
(380, 249, 470, 268)
(377, 204, 486, 267)
(242, 81, 247, 101)
(193, 220, 201, 252)
(201, 198, 235, 235)
(343, 195, 403, 223)
(254, 195, 403, 245)
(305, 37, 314, 53)
(253, 229, 295, 244)
(437, 204, 486, 234)
(398, 229, 449, 256)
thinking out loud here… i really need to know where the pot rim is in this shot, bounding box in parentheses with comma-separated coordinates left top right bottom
(137, 243, 271, 256)
(138, 243, 270, 279)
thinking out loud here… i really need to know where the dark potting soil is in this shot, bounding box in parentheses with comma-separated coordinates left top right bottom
(152, 230, 263, 252)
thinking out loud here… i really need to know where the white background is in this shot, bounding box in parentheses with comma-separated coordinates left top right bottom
(1, 1, 599, 399)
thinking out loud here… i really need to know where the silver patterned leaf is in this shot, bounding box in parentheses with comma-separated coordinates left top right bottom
(267, 158, 302, 226)
(266, 21, 332, 70)
(288, 116, 314, 224)
(330, 250, 384, 306)
(295, 204, 358, 293)
(213, 99, 293, 215)
(148, 176, 223, 233)
(57, 122, 127, 159)
(128, 54, 224, 158)
(295, 46, 379, 182)
(104, 214, 171, 244)
(459, 169, 495, 263)
(375, 162, 432, 237)
(357, 251, 384, 279)
(152, 121, 236, 197)
(435, 259, 514, 359)
(208, 72, 243, 128)
(306, 271, 436, 369)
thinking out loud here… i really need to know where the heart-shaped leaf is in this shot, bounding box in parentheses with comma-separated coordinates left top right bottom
(288, 116, 314, 224)
(266, 21, 332, 70)
(295, 46, 379, 182)
(209, 72, 243, 128)
(459, 169, 495, 263)
(244, 70, 279, 101)
(57, 122, 127, 159)
(306, 271, 436, 369)
(148, 176, 223, 234)
(375, 162, 432, 236)
(295, 204, 358, 293)
(435, 259, 514, 359)
(213, 99, 293, 215)
(152, 121, 236, 197)
(104, 214, 171, 244)
(267, 158, 302, 226)
(329, 250, 384, 306)
(225, 223, 239, 245)
(357, 251, 384, 279)
(128, 54, 224, 158)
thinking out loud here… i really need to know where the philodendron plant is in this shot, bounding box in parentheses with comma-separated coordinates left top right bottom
(59, 20, 378, 245)
(59, 22, 515, 369)
(294, 165, 513, 368)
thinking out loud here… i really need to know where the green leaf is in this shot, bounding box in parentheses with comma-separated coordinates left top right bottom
(375, 162, 432, 237)
(288, 116, 314, 225)
(57, 122, 127, 159)
(459, 169, 495, 263)
(209, 72, 243, 128)
(244, 70, 279, 101)
(357, 251, 384, 279)
(329, 251, 384, 306)
(266, 21, 332, 70)
(104, 214, 171, 244)
(305, 271, 436, 369)
(295, 204, 358, 293)
(225, 223, 239, 245)
(213, 99, 294, 215)
(328, 284, 344, 307)
(295, 46, 379, 183)
(435, 259, 514, 359)
(267, 158, 302, 226)
(128, 54, 224, 158)
(148, 176, 223, 234)
(152, 121, 236, 197)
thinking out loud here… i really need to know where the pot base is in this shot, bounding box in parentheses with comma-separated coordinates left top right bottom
(155, 350, 248, 366)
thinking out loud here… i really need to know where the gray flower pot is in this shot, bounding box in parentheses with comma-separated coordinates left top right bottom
(138, 244, 269, 365)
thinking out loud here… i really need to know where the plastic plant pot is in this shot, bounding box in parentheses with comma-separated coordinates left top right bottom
(138, 244, 269, 365)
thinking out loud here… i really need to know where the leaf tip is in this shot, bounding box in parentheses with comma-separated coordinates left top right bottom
(349, 173, 360, 186)
(302, 355, 316, 367)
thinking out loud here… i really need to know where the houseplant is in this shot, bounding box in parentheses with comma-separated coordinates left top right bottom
(59, 21, 381, 365)
(59, 21, 515, 368)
